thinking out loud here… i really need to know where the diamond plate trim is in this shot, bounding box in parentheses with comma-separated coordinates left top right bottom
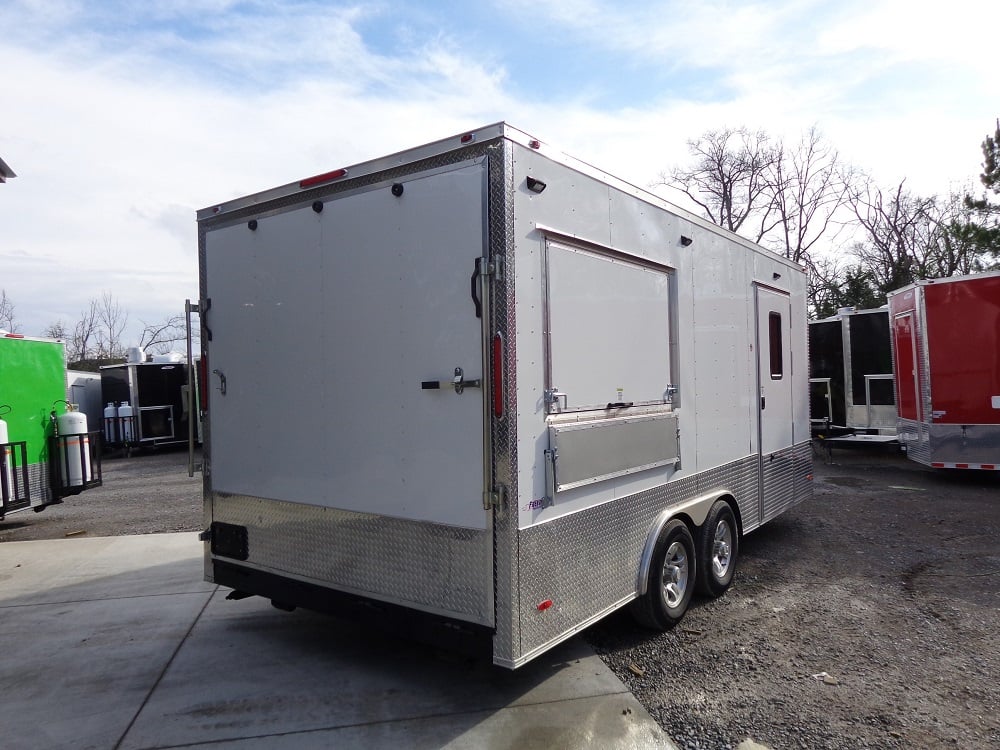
(710, 453, 761, 533)
(515, 445, 811, 663)
(212, 493, 492, 624)
(898, 293, 934, 466)
(898, 417, 930, 465)
(491, 140, 520, 666)
(515, 455, 751, 661)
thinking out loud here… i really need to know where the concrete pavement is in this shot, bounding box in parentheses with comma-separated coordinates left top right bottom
(0, 533, 675, 749)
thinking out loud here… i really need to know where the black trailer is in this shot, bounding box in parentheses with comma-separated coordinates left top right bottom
(809, 308, 896, 435)
(100, 360, 196, 451)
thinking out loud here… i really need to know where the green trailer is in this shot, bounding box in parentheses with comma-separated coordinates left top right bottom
(0, 333, 102, 520)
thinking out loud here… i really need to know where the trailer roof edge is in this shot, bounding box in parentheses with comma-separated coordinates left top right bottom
(198, 122, 805, 272)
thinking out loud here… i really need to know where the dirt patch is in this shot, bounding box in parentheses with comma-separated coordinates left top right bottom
(3, 444, 999, 748)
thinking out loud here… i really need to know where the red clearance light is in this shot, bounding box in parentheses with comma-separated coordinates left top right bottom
(493, 333, 504, 418)
(299, 168, 348, 189)
(460, 133, 475, 144)
(537, 599, 553, 611)
(4, 333, 25, 338)
(199, 355, 209, 411)
(528, 139, 541, 149)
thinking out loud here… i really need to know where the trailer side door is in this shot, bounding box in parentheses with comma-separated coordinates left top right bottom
(891, 312, 921, 422)
(755, 286, 794, 522)
(756, 286, 794, 453)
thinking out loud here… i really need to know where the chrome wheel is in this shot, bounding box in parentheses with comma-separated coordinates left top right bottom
(631, 518, 696, 629)
(696, 500, 740, 598)
(660, 540, 690, 609)
(711, 519, 733, 579)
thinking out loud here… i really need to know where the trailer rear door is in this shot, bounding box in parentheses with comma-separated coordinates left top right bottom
(204, 160, 489, 531)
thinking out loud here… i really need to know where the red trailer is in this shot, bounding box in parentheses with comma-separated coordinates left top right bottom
(888, 271, 1000, 469)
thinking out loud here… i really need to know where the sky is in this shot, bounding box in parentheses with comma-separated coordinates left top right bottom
(1, 0, 997, 343)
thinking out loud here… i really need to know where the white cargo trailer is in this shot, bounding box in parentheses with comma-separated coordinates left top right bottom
(195, 123, 812, 668)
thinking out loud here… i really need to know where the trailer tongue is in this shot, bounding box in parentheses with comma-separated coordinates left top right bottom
(196, 123, 812, 668)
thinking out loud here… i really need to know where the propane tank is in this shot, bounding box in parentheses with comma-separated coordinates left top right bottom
(103, 402, 118, 444)
(0, 407, 13, 502)
(57, 409, 91, 488)
(118, 401, 135, 443)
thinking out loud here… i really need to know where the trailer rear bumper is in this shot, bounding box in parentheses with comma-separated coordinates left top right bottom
(206, 492, 495, 627)
(898, 419, 1000, 468)
(212, 560, 493, 659)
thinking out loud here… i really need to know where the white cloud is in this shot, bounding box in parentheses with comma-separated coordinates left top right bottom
(1, 0, 997, 339)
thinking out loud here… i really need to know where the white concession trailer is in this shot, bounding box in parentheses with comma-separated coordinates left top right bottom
(195, 123, 812, 668)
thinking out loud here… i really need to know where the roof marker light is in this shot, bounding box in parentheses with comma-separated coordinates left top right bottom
(461, 133, 475, 144)
(529, 139, 541, 149)
(299, 168, 348, 189)
(537, 599, 553, 611)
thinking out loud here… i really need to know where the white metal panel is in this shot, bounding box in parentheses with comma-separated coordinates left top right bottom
(206, 160, 488, 529)
(691, 233, 754, 468)
(546, 240, 671, 410)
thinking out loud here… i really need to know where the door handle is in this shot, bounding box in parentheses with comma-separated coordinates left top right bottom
(212, 369, 227, 396)
(421, 367, 482, 394)
(471, 258, 483, 319)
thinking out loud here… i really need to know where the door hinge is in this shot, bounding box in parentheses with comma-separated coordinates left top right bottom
(483, 485, 505, 510)
(483, 256, 504, 282)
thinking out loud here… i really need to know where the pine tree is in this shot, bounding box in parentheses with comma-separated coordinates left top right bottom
(958, 120, 1000, 258)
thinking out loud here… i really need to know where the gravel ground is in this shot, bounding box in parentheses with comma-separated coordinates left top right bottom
(2, 444, 998, 749)
(589, 446, 1000, 749)
(0, 447, 203, 542)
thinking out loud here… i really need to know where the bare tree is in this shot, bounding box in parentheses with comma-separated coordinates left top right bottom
(0, 289, 20, 332)
(43, 320, 69, 341)
(844, 176, 996, 300)
(95, 292, 128, 359)
(658, 127, 779, 239)
(661, 126, 855, 278)
(764, 127, 854, 265)
(138, 314, 188, 355)
(805, 255, 846, 318)
(848, 178, 934, 292)
(70, 299, 100, 362)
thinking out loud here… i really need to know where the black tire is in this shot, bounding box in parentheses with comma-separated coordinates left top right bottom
(696, 500, 739, 598)
(631, 518, 696, 630)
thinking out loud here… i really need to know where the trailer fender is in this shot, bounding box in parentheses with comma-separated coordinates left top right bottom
(636, 490, 738, 596)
